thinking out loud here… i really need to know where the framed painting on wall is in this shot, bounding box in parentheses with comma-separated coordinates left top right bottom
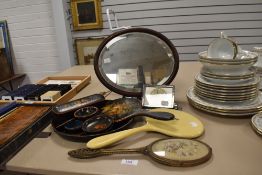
(0, 27, 4, 49)
(71, 0, 103, 30)
(75, 38, 104, 65)
(0, 20, 14, 80)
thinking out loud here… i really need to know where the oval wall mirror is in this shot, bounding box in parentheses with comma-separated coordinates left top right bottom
(94, 28, 179, 97)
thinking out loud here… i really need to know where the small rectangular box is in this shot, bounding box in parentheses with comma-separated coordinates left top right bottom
(40, 91, 61, 102)
(0, 75, 91, 105)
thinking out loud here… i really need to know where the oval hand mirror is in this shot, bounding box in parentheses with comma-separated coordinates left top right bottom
(68, 138, 212, 167)
(94, 28, 179, 97)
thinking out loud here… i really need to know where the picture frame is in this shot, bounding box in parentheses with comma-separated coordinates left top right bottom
(75, 38, 104, 65)
(71, 0, 103, 31)
(0, 27, 5, 49)
(0, 20, 14, 80)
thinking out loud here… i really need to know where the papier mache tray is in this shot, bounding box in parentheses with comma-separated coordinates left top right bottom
(51, 99, 135, 142)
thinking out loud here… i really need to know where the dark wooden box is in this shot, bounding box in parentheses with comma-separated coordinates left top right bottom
(0, 105, 53, 167)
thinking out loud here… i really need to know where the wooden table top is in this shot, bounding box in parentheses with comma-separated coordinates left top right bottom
(5, 62, 262, 175)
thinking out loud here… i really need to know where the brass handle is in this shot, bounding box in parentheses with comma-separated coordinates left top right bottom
(68, 147, 145, 159)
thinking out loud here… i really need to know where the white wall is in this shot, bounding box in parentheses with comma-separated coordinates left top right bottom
(71, 0, 262, 61)
(51, 0, 76, 72)
(0, 0, 261, 84)
(0, 0, 64, 83)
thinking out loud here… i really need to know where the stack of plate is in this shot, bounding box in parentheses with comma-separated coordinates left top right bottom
(187, 50, 262, 117)
(194, 74, 259, 102)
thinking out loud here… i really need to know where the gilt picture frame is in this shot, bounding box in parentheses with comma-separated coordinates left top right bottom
(75, 38, 104, 65)
(71, 0, 103, 30)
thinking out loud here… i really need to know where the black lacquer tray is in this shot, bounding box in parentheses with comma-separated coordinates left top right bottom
(51, 100, 134, 142)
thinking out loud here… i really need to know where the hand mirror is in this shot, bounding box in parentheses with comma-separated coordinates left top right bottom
(94, 28, 179, 97)
(68, 138, 212, 167)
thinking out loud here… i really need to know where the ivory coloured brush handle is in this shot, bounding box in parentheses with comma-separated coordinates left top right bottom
(86, 125, 149, 149)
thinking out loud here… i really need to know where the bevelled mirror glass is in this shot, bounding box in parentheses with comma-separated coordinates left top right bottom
(94, 28, 179, 97)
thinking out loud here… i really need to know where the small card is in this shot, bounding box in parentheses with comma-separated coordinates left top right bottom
(142, 85, 175, 108)
(117, 69, 138, 86)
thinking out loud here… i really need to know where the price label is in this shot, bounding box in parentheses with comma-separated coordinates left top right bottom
(121, 159, 138, 166)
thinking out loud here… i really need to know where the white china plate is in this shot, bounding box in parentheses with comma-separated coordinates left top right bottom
(194, 88, 257, 101)
(194, 86, 257, 97)
(187, 87, 262, 116)
(201, 70, 255, 80)
(195, 74, 260, 88)
(251, 113, 262, 133)
(201, 74, 255, 85)
(195, 84, 257, 93)
(201, 67, 255, 77)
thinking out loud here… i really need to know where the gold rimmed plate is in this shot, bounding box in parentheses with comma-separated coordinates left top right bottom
(201, 66, 255, 77)
(194, 86, 257, 97)
(200, 75, 256, 86)
(187, 97, 262, 115)
(190, 101, 262, 115)
(195, 84, 257, 94)
(195, 74, 260, 89)
(188, 87, 262, 112)
(194, 95, 258, 106)
(188, 100, 262, 117)
(195, 81, 258, 90)
(187, 87, 262, 117)
(194, 88, 257, 101)
(201, 70, 255, 80)
(251, 113, 262, 135)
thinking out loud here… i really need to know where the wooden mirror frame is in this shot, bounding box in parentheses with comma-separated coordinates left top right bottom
(94, 28, 179, 97)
